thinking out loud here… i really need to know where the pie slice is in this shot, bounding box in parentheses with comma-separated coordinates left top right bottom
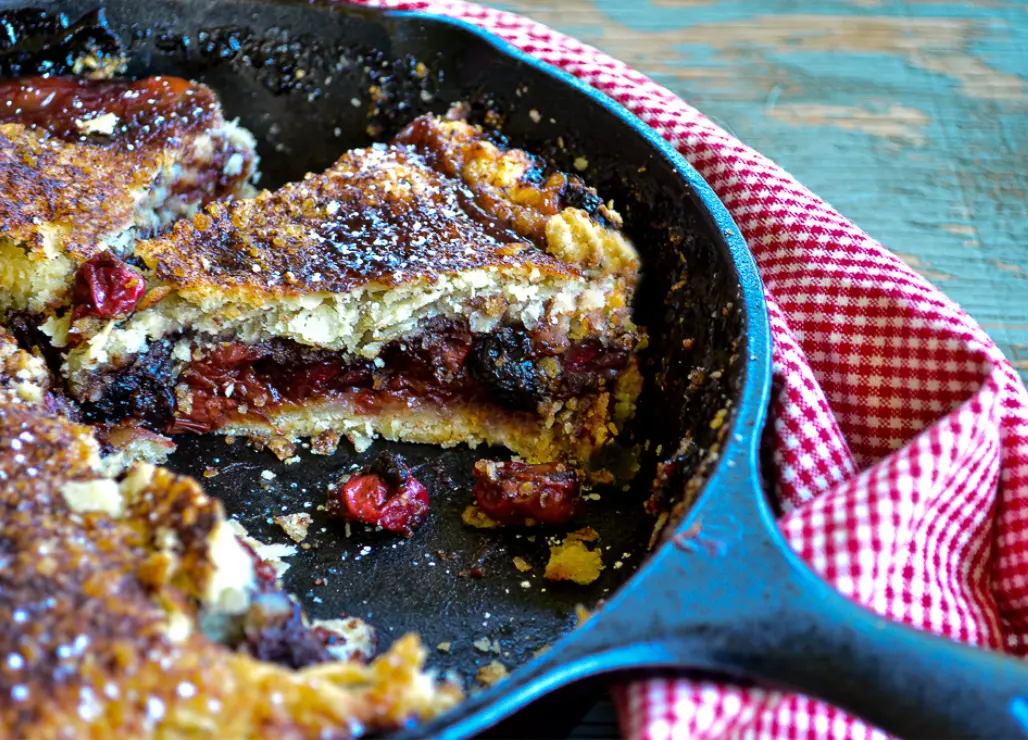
(62, 113, 644, 470)
(0, 75, 259, 317)
(0, 398, 459, 737)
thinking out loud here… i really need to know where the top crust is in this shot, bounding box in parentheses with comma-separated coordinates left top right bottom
(396, 115, 639, 278)
(137, 143, 577, 304)
(0, 122, 171, 261)
(0, 77, 228, 262)
(0, 77, 259, 315)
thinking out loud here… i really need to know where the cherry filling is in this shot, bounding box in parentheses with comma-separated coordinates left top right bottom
(326, 453, 429, 537)
(70, 254, 145, 321)
(163, 321, 631, 435)
(472, 460, 582, 525)
(166, 343, 376, 434)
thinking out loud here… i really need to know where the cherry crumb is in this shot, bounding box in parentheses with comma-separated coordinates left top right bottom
(326, 453, 429, 537)
(71, 253, 145, 321)
(472, 460, 582, 525)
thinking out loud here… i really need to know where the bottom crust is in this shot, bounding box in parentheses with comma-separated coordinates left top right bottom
(214, 387, 618, 466)
(173, 351, 643, 471)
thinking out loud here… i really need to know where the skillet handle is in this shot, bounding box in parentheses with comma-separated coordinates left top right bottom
(644, 447, 1028, 740)
(730, 567, 1028, 739)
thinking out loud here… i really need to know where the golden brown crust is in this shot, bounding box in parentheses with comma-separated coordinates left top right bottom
(395, 114, 637, 280)
(0, 404, 461, 738)
(0, 403, 102, 487)
(394, 115, 625, 251)
(0, 410, 199, 736)
(396, 114, 567, 244)
(0, 122, 168, 261)
(137, 143, 576, 304)
(0, 77, 259, 315)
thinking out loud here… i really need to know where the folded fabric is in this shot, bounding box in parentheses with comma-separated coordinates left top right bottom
(362, 1, 1028, 736)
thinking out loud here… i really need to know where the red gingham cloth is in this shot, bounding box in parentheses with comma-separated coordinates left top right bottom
(354, 2, 1028, 737)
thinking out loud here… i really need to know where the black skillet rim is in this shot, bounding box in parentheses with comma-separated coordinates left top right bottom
(367, 2, 776, 542)
(361, 3, 777, 734)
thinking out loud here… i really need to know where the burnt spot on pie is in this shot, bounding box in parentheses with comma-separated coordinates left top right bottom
(82, 337, 178, 429)
(468, 326, 551, 411)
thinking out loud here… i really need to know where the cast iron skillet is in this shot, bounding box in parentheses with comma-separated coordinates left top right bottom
(4, 1, 1028, 737)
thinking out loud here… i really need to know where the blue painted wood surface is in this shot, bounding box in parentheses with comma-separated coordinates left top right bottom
(491, 0, 1028, 384)
(480, 1, 1027, 736)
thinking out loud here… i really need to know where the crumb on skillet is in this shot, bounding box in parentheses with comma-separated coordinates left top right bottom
(544, 527, 605, 585)
(462, 503, 503, 529)
(475, 660, 509, 687)
(275, 512, 314, 543)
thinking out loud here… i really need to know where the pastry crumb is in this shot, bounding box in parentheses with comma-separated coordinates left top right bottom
(226, 519, 297, 578)
(462, 504, 501, 529)
(274, 512, 313, 543)
(266, 436, 297, 461)
(311, 430, 341, 456)
(544, 528, 604, 585)
(571, 527, 599, 542)
(513, 556, 532, 573)
(475, 660, 508, 687)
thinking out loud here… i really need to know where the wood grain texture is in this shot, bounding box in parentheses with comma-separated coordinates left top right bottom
(477, 2, 1026, 736)
(487, 0, 1028, 384)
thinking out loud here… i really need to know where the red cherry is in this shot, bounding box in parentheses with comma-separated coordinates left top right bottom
(327, 456, 429, 537)
(71, 254, 145, 320)
(472, 460, 581, 525)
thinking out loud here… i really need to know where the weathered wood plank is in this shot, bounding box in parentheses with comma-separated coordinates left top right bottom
(488, 0, 1028, 385)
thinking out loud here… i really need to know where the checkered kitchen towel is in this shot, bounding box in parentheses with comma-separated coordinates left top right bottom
(356, 1, 1028, 737)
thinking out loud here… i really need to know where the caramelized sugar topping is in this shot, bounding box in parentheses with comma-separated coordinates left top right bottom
(140, 144, 575, 299)
(0, 76, 218, 149)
